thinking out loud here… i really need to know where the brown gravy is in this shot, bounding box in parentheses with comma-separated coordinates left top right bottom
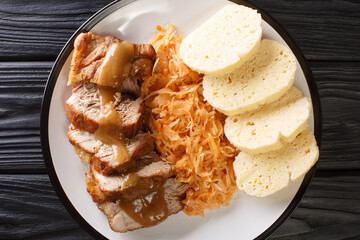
(119, 179, 168, 227)
(96, 41, 134, 87)
(94, 79, 168, 227)
(95, 86, 129, 165)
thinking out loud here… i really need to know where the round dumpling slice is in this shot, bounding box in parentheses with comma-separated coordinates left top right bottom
(203, 39, 297, 116)
(180, 4, 262, 75)
(233, 127, 319, 197)
(225, 87, 311, 154)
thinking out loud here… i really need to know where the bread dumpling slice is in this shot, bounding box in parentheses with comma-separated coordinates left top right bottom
(203, 39, 297, 116)
(180, 5, 262, 75)
(225, 87, 311, 154)
(233, 127, 319, 197)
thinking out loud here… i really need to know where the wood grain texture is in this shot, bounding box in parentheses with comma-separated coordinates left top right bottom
(0, 0, 359, 239)
(249, 0, 360, 61)
(0, 172, 358, 239)
(0, 174, 90, 240)
(0, 62, 49, 128)
(0, 0, 359, 61)
(0, 62, 359, 172)
(270, 171, 360, 239)
(0, 0, 113, 61)
(0, 62, 50, 173)
(313, 61, 360, 170)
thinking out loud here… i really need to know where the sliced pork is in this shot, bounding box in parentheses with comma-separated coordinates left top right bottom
(86, 152, 173, 204)
(68, 126, 155, 175)
(97, 178, 187, 233)
(122, 78, 141, 96)
(68, 32, 155, 86)
(66, 31, 187, 233)
(66, 82, 143, 138)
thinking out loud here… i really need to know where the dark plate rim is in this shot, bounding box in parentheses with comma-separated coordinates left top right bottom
(40, 0, 322, 239)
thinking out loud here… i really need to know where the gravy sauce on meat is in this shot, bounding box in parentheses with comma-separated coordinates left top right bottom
(119, 179, 168, 227)
(96, 41, 135, 87)
(95, 86, 130, 164)
(94, 70, 169, 227)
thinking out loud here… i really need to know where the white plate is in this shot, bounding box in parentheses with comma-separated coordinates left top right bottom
(41, 0, 321, 239)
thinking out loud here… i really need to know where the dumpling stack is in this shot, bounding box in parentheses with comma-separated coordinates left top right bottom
(180, 4, 319, 197)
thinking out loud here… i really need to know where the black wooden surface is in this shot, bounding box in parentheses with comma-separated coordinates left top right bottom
(0, 0, 359, 239)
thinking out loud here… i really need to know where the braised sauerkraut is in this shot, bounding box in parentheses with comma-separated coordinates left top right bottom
(142, 25, 238, 216)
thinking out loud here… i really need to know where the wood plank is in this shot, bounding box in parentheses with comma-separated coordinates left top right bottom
(0, 61, 359, 172)
(0, 174, 90, 239)
(270, 171, 360, 239)
(0, 0, 359, 61)
(312, 61, 360, 170)
(0, 62, 49, 129)
(0, 0, 113, 61)
(0, 172, 358, 239)
(0, 128, 44, 174)
(0, 62, 50, 173)
(249, 0, 360, 61)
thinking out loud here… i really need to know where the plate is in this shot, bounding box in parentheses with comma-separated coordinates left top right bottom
(40, 0, 322, 239)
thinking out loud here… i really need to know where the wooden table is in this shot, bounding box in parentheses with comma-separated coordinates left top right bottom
(0, 0, 359, 239)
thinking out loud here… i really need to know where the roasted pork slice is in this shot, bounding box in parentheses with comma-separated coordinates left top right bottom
(68, 125, 100, 154)
(92, 133, 155, 175)
(116, 95, 143, 138)
(68, 32, 156, 87)
(97, 178, 187, 233)
(68, 126, 154, 174)
(66, 82, 143, 138)
(122, 78, 141, 96)
(86, 152, 173, 203)
(136, 152, 173, 178)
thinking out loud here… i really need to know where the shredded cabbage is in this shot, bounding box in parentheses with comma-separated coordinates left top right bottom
(142, 25, 238, 216)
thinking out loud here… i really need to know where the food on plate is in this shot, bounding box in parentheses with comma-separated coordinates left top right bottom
(66, 32, 188, 232)
(64, 3, 319, 233)
(233, 127, 319, 197)
(202, 39, 297, 116)
(142, 25, 238, 216)
(179, 5, 318, 199)
(66, 82, 143, 138)
(68, 126, 155, 175)
(225, 87, 311, 154)
(180, 5, 262, 75)
(95, 178, 187, 232)
(68, 32, 156, 88)
(86, 152, 173, 203)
